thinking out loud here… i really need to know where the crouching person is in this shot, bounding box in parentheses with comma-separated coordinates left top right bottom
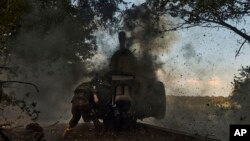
(63, 83, 100, 138)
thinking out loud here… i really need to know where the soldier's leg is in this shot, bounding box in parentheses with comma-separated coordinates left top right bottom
(63, 106, 81, 138)
(79, 108, 101, 131)
(116, 85, 123, 96)
(69, 106, 81, 128)
(113, 85, 122, 116)
(91, 114, 101, 131)
(124, 85, 130, 96)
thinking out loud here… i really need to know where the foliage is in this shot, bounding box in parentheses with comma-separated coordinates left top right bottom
(231, 66, 250, 110)
(145, 0, 250, 57)
(148, 0, 250, 37)
(0, 0, 26, 43)
(1, 0, 250, 54)
(0, 90, 40, 120)
(0, 0, 27, 65)
(1, 0, 250, 121)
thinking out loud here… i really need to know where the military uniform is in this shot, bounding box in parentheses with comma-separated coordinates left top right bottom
(68, 83, 97, 128)
(63, 83, 100, 138)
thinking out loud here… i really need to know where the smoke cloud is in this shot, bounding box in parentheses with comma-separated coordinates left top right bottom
(2, 1, 249, 141)
(3, 0, 97, 124)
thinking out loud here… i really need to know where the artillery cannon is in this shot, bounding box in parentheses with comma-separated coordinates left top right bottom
(75, 31, 166, 129)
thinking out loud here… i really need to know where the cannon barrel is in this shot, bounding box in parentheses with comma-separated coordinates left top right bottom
(118, 31, 126, 49)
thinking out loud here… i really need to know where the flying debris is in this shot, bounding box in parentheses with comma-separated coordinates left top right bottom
(65, 31, 166, 132)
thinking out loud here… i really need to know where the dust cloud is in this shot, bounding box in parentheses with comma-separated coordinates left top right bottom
(1, 1, 249, 141)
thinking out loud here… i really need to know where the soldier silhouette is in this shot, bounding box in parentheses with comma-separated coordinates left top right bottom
(62, 82, 100, 138)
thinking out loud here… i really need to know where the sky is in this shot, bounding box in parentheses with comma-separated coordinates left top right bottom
(72, 0, 250, 97)
(158, 24, 250, 97)
(126, 0, 250, 97)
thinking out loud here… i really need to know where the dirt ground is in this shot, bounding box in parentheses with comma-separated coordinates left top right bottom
(1, 123, 218, 141)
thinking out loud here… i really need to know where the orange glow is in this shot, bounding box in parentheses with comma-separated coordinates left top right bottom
(208, 77, 221, 87)
(155, 68, 230, 96)
(186, 79, 200, 85)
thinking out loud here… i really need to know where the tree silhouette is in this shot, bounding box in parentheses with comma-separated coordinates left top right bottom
(230, 66, 250, 122)
(145, 0, 250, 57)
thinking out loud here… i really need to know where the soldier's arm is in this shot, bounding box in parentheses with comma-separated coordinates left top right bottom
(93, 93, 99, 104)
(92, 86, 99, 104)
